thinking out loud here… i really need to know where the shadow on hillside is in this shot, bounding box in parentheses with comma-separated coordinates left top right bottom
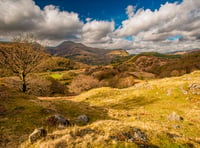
(107, 96, 158, 110)
(49, 99, 112, 125)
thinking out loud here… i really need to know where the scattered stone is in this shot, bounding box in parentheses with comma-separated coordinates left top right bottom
(46, 115, 70, 128)
(111, 127, 148, 145)
(189, 83, 200, 95)
(182, 90, 188, 95)
(167, 90, 172, 96)
(173, 125, 181, 129)
(29, 127, 47, 143)
(167, 112, 184, 121)
(77, 114, 89, 123)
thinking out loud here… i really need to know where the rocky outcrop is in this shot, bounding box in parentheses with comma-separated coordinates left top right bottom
(46, 115, 70, 128)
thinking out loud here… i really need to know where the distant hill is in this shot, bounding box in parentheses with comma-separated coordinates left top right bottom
(168, 48, 200, 55)
(114, 51, 200, 78)
(46, 41, 129, 65)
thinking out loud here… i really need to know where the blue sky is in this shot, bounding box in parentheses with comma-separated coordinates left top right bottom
(34, 0, 183, 27)
(0, 0, 199, 53)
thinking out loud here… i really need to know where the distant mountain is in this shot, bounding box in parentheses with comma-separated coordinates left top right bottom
(168, 48, 200, 55)
(46, 41, 129, 65)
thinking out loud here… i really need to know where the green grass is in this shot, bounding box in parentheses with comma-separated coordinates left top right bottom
(20, 71, 200, 148)
(1, 71, 200, 148)
(49, 73, 63, 80)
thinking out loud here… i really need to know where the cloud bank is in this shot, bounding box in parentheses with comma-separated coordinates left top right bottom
(0, 0, 200, 53)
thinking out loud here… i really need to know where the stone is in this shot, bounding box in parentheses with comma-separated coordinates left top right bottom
(131, 127, 147, 143)
(46, 114, 70, 128)
(29, 127, 47, 143)
(77, 114, 89, 123)
(173, 125, 181, 129)
(189, 83, 200, 95)
(167, 90, 172, 96)
(111, 127, 148, 145)
(167, 112, 184, 121)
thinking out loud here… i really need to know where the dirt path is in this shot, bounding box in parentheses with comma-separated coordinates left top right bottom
(38, 96, 74, 100)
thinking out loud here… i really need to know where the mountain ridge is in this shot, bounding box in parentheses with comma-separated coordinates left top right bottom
(46, 41, 129, 65)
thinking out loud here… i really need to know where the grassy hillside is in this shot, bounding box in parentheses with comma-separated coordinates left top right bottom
(19, 71, 200, 148)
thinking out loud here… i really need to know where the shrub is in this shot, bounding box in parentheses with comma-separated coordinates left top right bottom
(68, 75, 99, 94)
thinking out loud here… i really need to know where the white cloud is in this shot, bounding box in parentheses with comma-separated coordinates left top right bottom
(115, 0, 200, 41)
(0, 0, 199, 53)
(82, 20, 114, 44)
(126, 5, 135, 18)
(0, 0, 83, 42)
(85, 38, 133, 50)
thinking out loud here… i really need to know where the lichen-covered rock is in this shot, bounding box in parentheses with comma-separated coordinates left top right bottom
(77, 114, 89, 123)
(29, 127, 47, 143)
(46, 115, 70, 128)
(167, 112, 184, 121)
(189, 83, 200, 95)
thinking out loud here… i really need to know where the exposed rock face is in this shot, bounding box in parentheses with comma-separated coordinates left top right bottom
(167, 112, 184, 121)
(189, 83, 200, 95)
(46, 115, 70, 128)
(29, 127, 47, 143)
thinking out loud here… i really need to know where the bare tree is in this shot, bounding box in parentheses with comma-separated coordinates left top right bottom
(0, 35, 45, 92)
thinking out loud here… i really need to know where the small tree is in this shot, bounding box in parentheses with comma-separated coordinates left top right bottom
(0, 35, 45, 92)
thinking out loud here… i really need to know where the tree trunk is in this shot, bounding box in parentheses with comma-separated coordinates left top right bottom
(22, 82, 27, 93)
(22, 73, 27, 93)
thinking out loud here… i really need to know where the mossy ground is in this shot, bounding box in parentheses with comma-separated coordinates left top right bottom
(1, 71, 200, 148)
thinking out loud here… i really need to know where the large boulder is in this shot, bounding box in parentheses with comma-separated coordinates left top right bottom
(29, 127, 47, 143)
(46, 114, 70, 128)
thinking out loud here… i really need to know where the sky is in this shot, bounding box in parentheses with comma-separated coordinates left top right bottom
(0, 0, 199, 53)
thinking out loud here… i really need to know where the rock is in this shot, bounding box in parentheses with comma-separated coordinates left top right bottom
(131, 127, 147, 143)
(167, 112, 184, 121)
(29, 127, 47, 143)
(46, 115, 70, 128)
(167, 90, 172, 96)
(189, 83, 200, 95)
(77, 114, 89, 123)
(111, 127, 148, 145)
(173, 125, 181, 129)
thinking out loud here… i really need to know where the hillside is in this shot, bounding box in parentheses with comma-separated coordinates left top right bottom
(46, 41, 129, 65)
(113, 51, 200, 78)
(18, 71, 200, 147)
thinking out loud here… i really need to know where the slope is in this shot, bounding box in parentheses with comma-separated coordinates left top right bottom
(21, 71, 200, 147)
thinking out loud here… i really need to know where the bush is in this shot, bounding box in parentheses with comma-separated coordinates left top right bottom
(109, 75, 136, 88)
(28, 76, 66, 96)
(68, 75, 99, 94)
